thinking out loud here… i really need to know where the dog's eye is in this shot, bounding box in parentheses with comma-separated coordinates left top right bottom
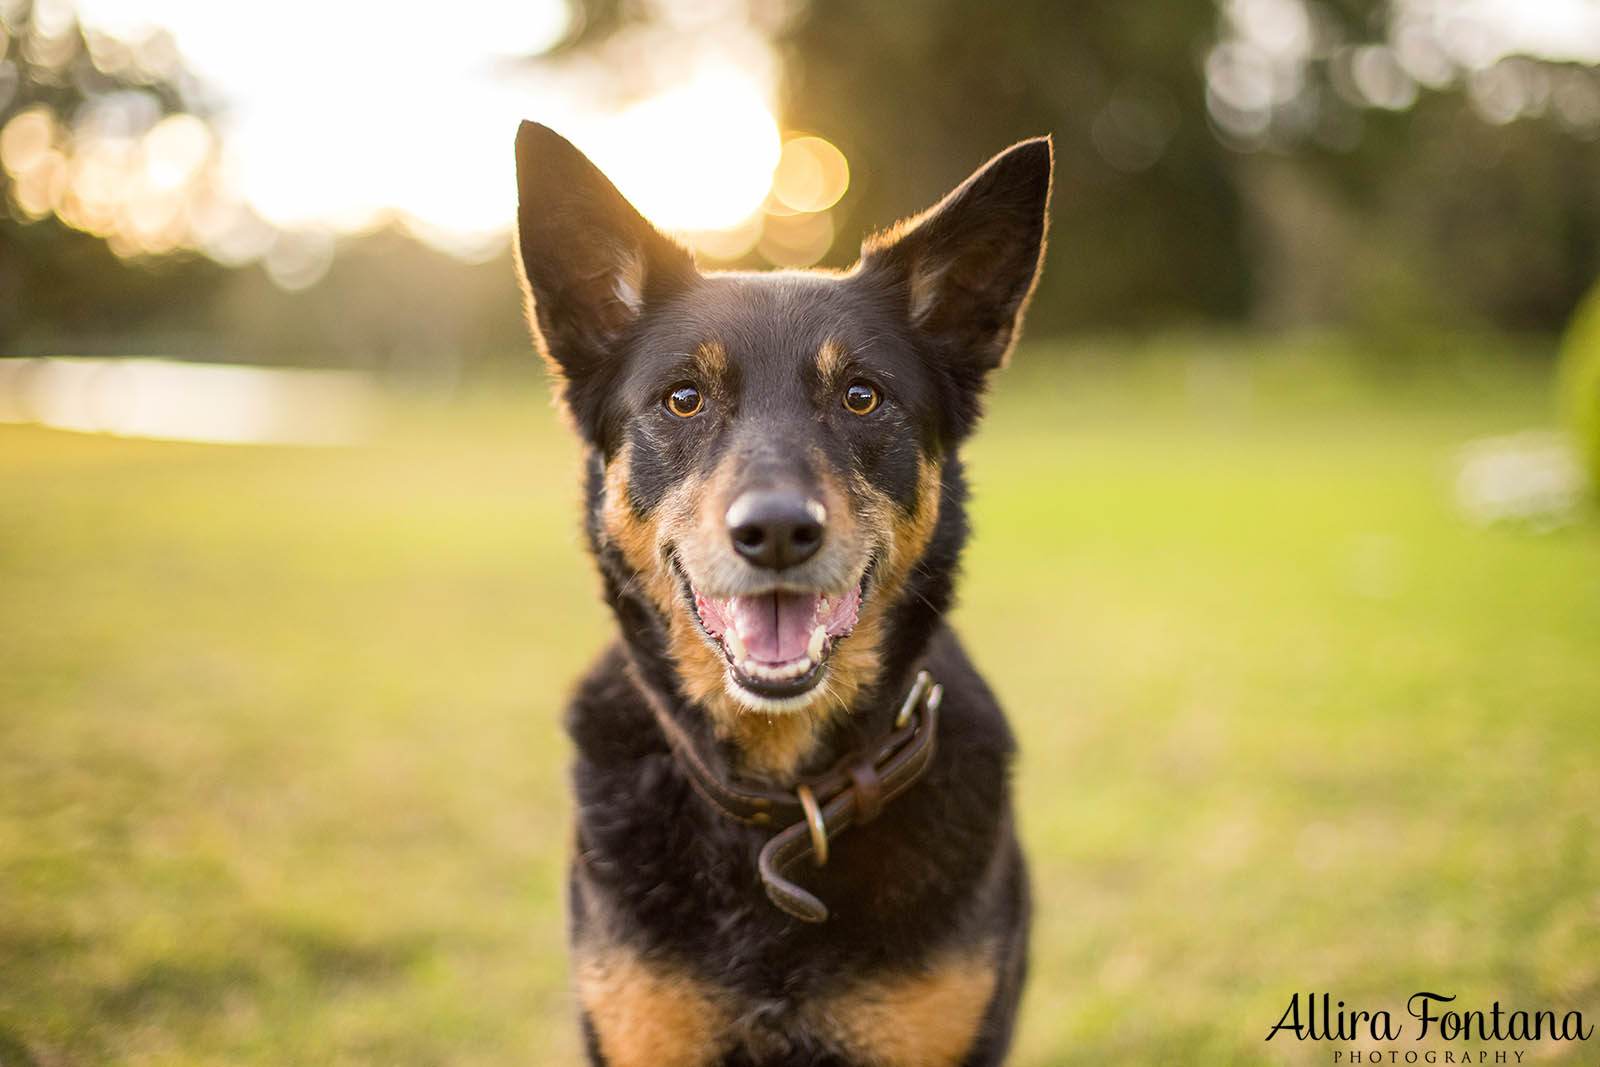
(665, 383, 704, 418)
(842, 381, 881, 415)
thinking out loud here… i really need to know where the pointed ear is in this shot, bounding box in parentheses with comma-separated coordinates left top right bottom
(514, 121, 697, 395)
(859, 137, 1051, 375)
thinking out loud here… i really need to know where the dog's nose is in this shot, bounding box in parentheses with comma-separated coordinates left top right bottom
(726, 491, 826, 570)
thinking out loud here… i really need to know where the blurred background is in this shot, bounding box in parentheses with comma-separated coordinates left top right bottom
(2, 0, 1599, 1064)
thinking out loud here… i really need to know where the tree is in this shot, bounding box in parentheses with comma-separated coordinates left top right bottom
(1206, 0, 1600, 335)
(0, 0, 223, 353)
(778, 1, 1250, 333)
(546, 0, 1600, 338)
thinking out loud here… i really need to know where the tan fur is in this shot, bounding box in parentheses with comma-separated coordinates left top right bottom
(693, 340, 728, 381)
(574, 937, 995, 1066)
(818, 456, 943, 709)
(599, 443, 769, 757)
(599, 441, 682, 619)
(599, 441, 730, 713)
(574, 940, 732, 1067)
(721, 708, 828, 781)
(697, 455, 854, 778)
(809, 947, 999, 1066)
(714, 455, 943, 778)
(598, 432, 944, 784)
(815, 337, 849, 383)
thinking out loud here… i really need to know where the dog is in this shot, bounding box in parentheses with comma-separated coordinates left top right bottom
(514, 120, 1051, 1066)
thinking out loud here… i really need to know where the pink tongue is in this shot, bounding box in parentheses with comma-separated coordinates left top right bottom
(728, 592, 820, 663)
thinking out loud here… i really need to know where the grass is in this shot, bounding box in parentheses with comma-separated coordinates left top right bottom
(2, 335, 1597, 1065)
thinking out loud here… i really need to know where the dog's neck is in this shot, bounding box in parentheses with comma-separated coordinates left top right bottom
(623, 630, 934, 787)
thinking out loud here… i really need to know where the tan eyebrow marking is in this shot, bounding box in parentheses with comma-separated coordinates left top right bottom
(816, 337, 849, 382)
(692, 340, 727, 380)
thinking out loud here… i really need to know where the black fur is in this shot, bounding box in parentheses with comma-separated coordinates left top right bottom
(516, 121, 1051, 1066)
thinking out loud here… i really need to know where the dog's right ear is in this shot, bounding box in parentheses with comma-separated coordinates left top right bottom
(514, 122, 697, 427)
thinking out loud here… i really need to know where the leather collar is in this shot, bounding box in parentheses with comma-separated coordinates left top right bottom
(646, 671, 942, 923)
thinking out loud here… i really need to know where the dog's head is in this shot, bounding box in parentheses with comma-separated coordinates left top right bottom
(515, 123, 1049, 768)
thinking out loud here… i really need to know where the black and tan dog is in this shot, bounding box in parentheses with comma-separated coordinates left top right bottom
(514, 121, 1050, 1066)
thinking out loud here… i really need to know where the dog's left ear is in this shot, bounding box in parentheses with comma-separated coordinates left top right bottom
(859, 137, 1052, 377)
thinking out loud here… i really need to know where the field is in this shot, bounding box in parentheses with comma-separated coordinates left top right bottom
(2, 337, 1597, 1065)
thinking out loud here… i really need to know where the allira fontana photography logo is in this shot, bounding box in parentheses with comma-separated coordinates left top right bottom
(1266, 991, 1593, 1064)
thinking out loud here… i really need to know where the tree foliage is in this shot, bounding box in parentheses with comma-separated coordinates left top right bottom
(550, 0, 1600, 338)
(0, 0, 221, 352)
(778, 0, 1248, 333)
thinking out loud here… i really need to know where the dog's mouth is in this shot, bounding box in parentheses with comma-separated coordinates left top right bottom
(676, 563, 868, 706)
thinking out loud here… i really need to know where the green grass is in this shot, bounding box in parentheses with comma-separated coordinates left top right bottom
(2, 336, 1597, 1065)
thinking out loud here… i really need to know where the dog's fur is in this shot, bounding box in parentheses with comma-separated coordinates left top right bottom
(514, 121, 1051, 1066)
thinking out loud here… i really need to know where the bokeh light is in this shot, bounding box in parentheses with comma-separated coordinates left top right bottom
(685, 213, 763, 262)
(10, 1, 861, 281)
(758, 204, 834, 268)
(1208, 0, 1600, 148)
(769, 135, 849, 214)
(0, 357, 375, 444)
(0, 88, 286, 266)
(577, 70, 782, 233)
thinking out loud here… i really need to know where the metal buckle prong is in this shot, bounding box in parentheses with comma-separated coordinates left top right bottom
(895, 670, 933, 729)
(795, 783, 828, 867)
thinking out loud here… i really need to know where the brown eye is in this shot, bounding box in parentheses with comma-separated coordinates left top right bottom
(842, 381, 881, 415)
(665, 383, 704, 418)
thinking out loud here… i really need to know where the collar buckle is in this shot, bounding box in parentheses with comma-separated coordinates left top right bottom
(794, 783, 828, 867)
(758, 669, 944, 922)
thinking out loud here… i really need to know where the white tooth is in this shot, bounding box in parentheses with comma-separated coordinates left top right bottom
(726, 630, 747, 663)
(738, 656, 815, 682)
(818, 595, 831, 615)
(808, 625, 827, 662)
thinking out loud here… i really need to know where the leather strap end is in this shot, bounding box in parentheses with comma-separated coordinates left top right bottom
(763, 878, 829, 923)
(758, 823, 831, 923)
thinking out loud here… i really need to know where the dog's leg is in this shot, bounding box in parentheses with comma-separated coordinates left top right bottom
(573, 937, 733, 1067)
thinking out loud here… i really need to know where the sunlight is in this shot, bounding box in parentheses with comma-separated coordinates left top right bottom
(576, 70, 782, 233)
(1430, 0, 1600, 66)
(0, 358, 375, 445)
(73, 0, 579, 263)
(54, 2, 847, 274)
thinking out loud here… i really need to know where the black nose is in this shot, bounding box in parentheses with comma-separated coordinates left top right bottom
(726, 491, 826, 570)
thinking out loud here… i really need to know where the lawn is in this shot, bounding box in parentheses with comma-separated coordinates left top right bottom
(2, 336, 1597, 1065)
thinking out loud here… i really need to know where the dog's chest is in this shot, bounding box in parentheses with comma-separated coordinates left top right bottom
(573, 932, 999, 1067)
(568, 768, 1009, 1066)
